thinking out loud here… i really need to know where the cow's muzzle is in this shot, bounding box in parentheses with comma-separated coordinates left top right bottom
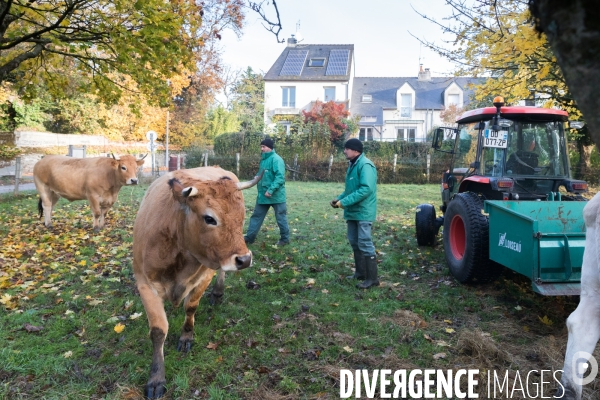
(235, 254, 252, 270)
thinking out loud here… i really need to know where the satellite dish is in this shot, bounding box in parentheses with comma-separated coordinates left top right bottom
(295, 30, 304, 42)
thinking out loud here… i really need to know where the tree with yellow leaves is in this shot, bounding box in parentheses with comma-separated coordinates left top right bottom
(415, 0, 593, 177)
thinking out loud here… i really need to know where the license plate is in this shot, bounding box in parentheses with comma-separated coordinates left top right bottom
(484, 129, 508, 148)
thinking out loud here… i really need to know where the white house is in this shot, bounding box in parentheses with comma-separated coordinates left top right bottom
(263, 39, 354, 134)
(264, 39, 481, 141)
(350, 68, 482, 142)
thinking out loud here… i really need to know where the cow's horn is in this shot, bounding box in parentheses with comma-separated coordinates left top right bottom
(138, 153, 148, 160)
(182, 187, 199, 198)
(111, 153, 121, 160)
(236, 170, 265, 190)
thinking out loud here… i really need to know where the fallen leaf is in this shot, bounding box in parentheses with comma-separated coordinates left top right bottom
(515, 305, 522, 311)
(423, 334, 433, 342)
(538, 315, 553, 326)
(433, 352, 446, 360)
(306, 278, 315, 285)
(88, 299, 103, 306)
(129, 312, 143, 320)
(206, 342, 219, 350)
(114, 323, 125, 333)
(343, 346, 353, 353)
(321, 289, 329, 294)
(445, 328, 455, 334)
(443, 319, 452, 324)
(63, 351, 73, 358)
(23, 323, 43, 333)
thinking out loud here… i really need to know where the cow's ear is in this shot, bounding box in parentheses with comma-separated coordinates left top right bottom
(136, 159, 145, 167)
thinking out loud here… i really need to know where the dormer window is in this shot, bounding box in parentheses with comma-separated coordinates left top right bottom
(308, 58, 326, 67)
(362, 95, 372, 103)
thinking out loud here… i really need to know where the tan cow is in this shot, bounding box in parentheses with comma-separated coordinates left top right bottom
(133, 166, 262, 399)
(33, 154, 145, 231)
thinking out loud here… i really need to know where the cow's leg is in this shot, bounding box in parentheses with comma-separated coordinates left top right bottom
(557, 294, 600, 399)
(178, 269, 216, 352)
(556, 211, 600, 400)
(209, 269, 226, 306)
(87, 197, 102, 231)
(39, 189, 59, 228)
(138, 283, 169, 399)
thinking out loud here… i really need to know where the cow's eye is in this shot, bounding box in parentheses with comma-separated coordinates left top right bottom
(121, 166, 127, 171)
(204, 216, 217, 225)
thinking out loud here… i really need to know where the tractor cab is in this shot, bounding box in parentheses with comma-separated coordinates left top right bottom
(433, 96, 587, 212)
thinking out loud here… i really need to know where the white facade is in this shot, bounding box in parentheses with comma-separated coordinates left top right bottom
(264, 79, 353, 133)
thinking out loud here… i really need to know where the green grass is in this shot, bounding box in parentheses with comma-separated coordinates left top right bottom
(0, 181, 592, 399)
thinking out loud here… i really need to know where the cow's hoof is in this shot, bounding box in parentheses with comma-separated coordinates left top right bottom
(209, 292, 223, 306)
(177, 337, 193, 353)
(145, 380, 166, 399)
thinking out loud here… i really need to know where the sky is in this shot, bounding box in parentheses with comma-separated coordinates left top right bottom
(218, 0, 458, 79)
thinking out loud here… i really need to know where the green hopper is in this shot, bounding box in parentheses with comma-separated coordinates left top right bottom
(484, 200, 586, 296)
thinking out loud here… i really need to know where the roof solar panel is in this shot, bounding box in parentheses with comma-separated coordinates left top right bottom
(280, 50, 308, 76)
(326, 49, 350, 76)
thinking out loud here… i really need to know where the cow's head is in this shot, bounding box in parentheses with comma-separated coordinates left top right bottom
(111, 153, 146, 185)
(168, 172, 263, 271)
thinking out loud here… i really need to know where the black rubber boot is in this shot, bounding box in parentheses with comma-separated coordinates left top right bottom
(346, 250, 366, 280)
(357, 255, 380, 289)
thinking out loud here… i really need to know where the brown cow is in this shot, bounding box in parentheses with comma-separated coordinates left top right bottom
(33, 154, 145, 231)
(133, 166, 262, 398)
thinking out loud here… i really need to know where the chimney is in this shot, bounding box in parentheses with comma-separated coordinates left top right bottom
(287, 34, 297, 47)
(418, 67, 431, 81)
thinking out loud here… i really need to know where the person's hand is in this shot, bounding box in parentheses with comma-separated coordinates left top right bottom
(265, 191, 272, 198)
(330, 199, 338, 208)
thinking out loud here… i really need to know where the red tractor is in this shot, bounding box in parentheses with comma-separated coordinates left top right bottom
(416, 97, 588, 293)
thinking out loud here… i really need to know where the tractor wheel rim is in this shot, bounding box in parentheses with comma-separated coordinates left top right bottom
(449, 215, 466, 260)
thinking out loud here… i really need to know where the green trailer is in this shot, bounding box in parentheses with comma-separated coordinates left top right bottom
(484, 200, 585, 295)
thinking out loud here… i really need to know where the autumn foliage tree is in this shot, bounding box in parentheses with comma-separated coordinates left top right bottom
(302, 101, 352, 147)
(414, 0, 593, 178)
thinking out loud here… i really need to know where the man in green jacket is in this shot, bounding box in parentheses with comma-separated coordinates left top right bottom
(331, 138, 379, 289)
(244, 138, 290, 246)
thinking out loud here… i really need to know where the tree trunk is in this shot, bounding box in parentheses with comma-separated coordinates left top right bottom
(530, 1, 600, 148)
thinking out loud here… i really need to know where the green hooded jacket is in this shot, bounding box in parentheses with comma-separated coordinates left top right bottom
(336, 153, 377, 221)
(256, 149, 286, 204)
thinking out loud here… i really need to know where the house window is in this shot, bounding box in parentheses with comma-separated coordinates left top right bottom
(447, 94, 460, 106)
(278, 122, 291, 135)
(360, 116, 377, 123)
(324, 87, 336, 102)
(282, 87, 296, 107)
(359, 128, 373, 141)
(397, 127, 416, 142)
(309, 58, 326, 67)
(361, 94, 372, 103)
(400, 94, 412, 117)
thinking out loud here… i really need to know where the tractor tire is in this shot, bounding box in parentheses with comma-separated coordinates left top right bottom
(442, 192, 503, 283)
(415, 203, 437, 246)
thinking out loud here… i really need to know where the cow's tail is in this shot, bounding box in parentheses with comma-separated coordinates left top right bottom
(38, 198, 43, 219)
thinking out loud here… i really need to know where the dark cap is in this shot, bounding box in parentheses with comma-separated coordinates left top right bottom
(260, 138, 274, 149)
(344, 138, 363, 153)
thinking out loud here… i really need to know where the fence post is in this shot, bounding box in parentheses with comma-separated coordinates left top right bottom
(293, 154, 298, 181)
(328, 154, 334, 177)
(13, 156, 21, 195)
(393, 154, 398, 173)
(204, 152, 208, 167)
(236, 153, 240, 177)
(177, 154, 181, 170)
(427, 153, 431, 183)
